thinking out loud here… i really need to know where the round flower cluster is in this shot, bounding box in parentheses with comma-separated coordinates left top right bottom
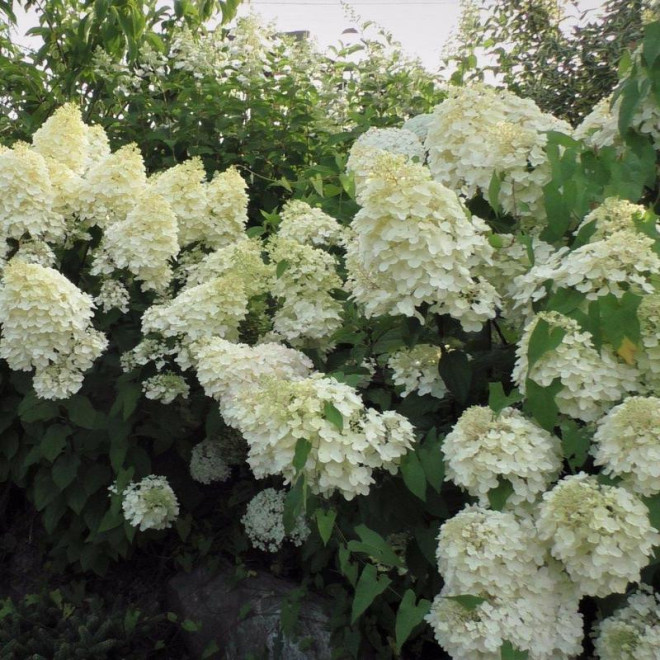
(214, 366, 415, 499)
(267, 236, 343, 348)
(0, 260, 107, 399)
(78, 143, 147, 227)
(536, 473, 659, 597)
(575, 197, 647, 241)
(345, 152, 498, 331)
(436, 506, 546, 596)
(426, 566, 583, 660)
(91, 189, 179, 292)
(387, 344, 446, 398)
(592, 396, 660, 496)
(347, 127, 424, 192)
(95, 279, 130, 314)
(141, 274, 249, 345)
(425, 84, 570, 223)
(593, 587, 660, 660)
(0, 143, 65, 244)
(443, 406, 562, 505)
(189, 439, 231, 485)
(638, 293, 660, 394)
(142, 372, 190, 404)
(277, 200, 347, 248)
(547, 230, 660, 301)
(203, 167, 249, 249)
(241, 488, 310, 553)
(120, 475, 179, 531)
(12, 239, 57, 268)
(513, 311, 640, 422)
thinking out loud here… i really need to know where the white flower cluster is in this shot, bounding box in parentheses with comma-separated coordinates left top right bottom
(183, 238, 273, 297)
(402, 113, 434, 143)
(347, 127, 424, 192)
(189, 439, 231, 485)
(387, 344, 446, 398)
(150, 161, 248, 249)
(0, 143, 65, 244)
(141, 273, 249, 345)
(91, 189, 179, 292)
(194, 338, 415, 499)
(425, 84, 570, 223)
(592, 396, 660, 496)
(345, 152, 498, 331)
(593, 587, 660, 660)
(513, 311, 640, 422)
(638, 293, 660, 394)
(241, 487, 310, 553)
(142, 372, 190, 404)
(575, 91, 660, 151)
(547, 230, 659, 301)
(277, 200, 347, 248)
(12, 239, 57, 268)
(95, 279, 130, 314)
(120, 475, 179, 531)
(78, 144, 147, 227)
(0, 260, 107, 399)
(267, 235, 343, 348)
(536, 473, 659, 597)
(576, 197, 647, 241)
(427, 506, 583, 659)
(120, 337, 176, 373)
(443, 406, 562, 505)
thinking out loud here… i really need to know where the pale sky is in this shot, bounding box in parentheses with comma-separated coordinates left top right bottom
(13, 0, 605, 71)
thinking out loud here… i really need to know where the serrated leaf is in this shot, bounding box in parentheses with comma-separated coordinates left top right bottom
(292, 437, 312, 473)
(276, 259, 290, 278)
(400, 450, 426, 501)
(315, 508, 336, 546)
(395, 590, 431, 653)
(487, 478, 514, 511)
(351, 564, 391, 623)
(97, 508, 123, 533)
(417, 428, 444, 493)
(66, 395, 105, 430)
(323, 402, 343, 431)
(283, 478, 306, 535)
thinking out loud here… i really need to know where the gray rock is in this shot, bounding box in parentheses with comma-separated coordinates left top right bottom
(167, 563, 333, 660)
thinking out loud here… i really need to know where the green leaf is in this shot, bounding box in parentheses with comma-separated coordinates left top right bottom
(523, 378, 562, 432)
(181, 619, 202, 632)
(501, 640, 529, 659)
(347, 525, 405, 568)
(395, 590, 431, 653)
(438, 350, 472, 405)
(598, 292, 642, 354)
(643, 494, 660, 532)
(487, 478, 514, 511)
(338, 544, 358, 586)
(417, 428, 444, 493)
(351, 564, 391, 623)
(33, 471, 59, 511)
(66, 395, 105, 430)
(276, 260, 290, 278)
(97, 508, 123, 533)
(527, 319, 565, 371)
(323, 402, 343, 432)
(283, 478, 306, 535)
(488, 383, 522, 415)
(41, 424, 71, 462)
(52, 454, 81, 490)
(644, 22, 660, 67)
(292, 438, 312, 473)
(559, 419, 591, 471)
(545, 287, 584, 316)
(315, 508, 336, 546)
(446, 594, 487, 611)
(18, 392, 58, 422)
(488, 171, 501, 216)
(400, 450, 426, 501)
(201, 641, 220, 659)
